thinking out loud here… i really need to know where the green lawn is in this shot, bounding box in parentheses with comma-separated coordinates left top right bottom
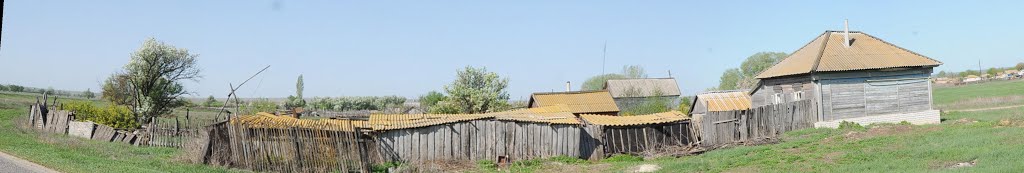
(0, 93, 244, 173)
(933, 80, 1024, 110)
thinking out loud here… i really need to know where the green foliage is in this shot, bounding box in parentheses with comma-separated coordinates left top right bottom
(64, 101, 139, 129)
(436, 66, 511, 114)
(106, 38, 201, 124)
(678, 96, 692, 114)
(285, 75, 306, 109)
(548, 155, 587, 164)
(418, 91, 446, 111)
(371, 162, 401, 173)
(202, 95, 222, 107)
(581, 74, 627, 91)
(899, 121, 912, 125)
(604, 154, 644, 162)
(1016, 62, 1024, 70)
(6, 85, 25, 92)
(82, 88, 95, 99)
(101, 74, 133, 105)
(0, 85, 7, 92)
(837, 121, 865, 131)
(716, 52, 788, 90)
(240, 98, 278, 114)
(581, 65, 648, 91)
(309, 96, 406, 111)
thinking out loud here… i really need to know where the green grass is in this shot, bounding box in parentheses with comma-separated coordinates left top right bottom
(0, 93, 244, 172)
(933, 80, 1024, 110)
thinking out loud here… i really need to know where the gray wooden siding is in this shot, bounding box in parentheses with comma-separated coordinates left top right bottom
(818, 69, 932, 121)
(375, 120, 584, 163)
(750, 74, 816, 108)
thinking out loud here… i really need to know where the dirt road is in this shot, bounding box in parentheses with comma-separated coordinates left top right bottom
(0, 151, 58, 173)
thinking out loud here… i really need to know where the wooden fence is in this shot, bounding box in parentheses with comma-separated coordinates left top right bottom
(149, 110, 220, 148)
(599, 121, 696, 155)
(696, 100, 816, 147)
(374, 120, 586, 163)
(223, 114, 369, 172)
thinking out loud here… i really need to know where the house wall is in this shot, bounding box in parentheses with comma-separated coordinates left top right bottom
(817, 67, 933, 121)
(750, 74, 817, 108)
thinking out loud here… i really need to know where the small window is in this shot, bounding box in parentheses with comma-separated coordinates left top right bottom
(793, 91, 803, 101)
(773, 93, 783, 104)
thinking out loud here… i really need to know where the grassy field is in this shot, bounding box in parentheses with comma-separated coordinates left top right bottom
(0, 93, 244, 173)
(464, 80, 1024, 172)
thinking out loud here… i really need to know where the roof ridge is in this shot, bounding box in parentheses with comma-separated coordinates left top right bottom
(606, 77, 676, 81)
(809, 31, 833, 72)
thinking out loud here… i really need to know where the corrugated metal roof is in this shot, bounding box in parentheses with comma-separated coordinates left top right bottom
(231, 113, 359, 131)
(368, 113, 493, 130)
(527, 90, 620, 114)
(756, 31, 942, 79)
(695, 91, 751, 112)
(603, 78, 682, 98)
(579, 111, 689, 126)
(490, 106, 581, 124)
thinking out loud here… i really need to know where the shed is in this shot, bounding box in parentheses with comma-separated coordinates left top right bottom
(491, 107, 588, 161)
(527, 90, 619, 115)
(370, 113, 497, 162)
(603, 78, 682, 110)
(579, 112, 694, 157)
(688, 90, 752, 116)
(751, 30, 942, 128)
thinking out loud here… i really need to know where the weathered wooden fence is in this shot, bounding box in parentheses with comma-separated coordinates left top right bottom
(224, 114, 369, 172)
(696, 100, 816, 147)
(149, 110, 219, 148)
(601, 121, 696, 155)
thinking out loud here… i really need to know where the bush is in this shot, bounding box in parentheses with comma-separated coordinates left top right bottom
(548, 155, 586, 164)
(838, 121, 865, 131)
(604, 154, 644, 162)
(371, 162, 401, 173)
(64, 101, 139, 129)
(240, 98, 278, 114)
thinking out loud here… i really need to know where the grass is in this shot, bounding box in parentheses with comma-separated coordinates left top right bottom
(0, 93, 245, 172)
(933, 80, 1024, 110)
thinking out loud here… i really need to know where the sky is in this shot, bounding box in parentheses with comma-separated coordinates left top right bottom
(2, 1, 1023, 100)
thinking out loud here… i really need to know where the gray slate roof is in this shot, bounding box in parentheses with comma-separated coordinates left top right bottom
(602, 78, 681, 98)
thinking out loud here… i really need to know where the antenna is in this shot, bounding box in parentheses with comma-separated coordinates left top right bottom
(844, 19, 850, 47)
(602, 41, 608, 75)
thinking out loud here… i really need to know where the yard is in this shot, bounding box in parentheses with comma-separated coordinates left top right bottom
(467, 80, 1024, 172)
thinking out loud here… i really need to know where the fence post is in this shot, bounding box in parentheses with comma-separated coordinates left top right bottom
(291, 127, 302, 172)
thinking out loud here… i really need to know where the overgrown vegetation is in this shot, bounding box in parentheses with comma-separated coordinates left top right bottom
(240, 98, 279, 114)
(716, 52, 787, 90)
(284, 75, 306, 109)
(581, 65, 647, 91)
(102, 38, 202, 125)
(308, 96, 406, 111)
(63, 101, 139, 129)
(427, 66, 511, 114)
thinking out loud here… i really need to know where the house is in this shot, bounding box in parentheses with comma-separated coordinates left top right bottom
(963, 75, 982, 83)
(602, 78, 682, 110)
(527, 90, 619, 115)
(751, 30, 942, 127)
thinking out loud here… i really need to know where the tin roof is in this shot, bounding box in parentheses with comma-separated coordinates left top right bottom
(755, 31, 942, 79)
(603, 78, 682, 98)
(368, 113, 493, 130)
(527, 90, 619, 114)
(490, 106, 581, 124)
(694, 91, 751, 112)
(579, 111, 689, 126)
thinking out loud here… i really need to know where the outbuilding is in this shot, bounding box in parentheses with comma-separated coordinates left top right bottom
(602, 78, 682, 110)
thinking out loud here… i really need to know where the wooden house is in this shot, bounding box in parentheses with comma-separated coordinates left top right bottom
(602, 78, 682, 110)
(751, 30, 942, 128)
(527, 90, 619, 115)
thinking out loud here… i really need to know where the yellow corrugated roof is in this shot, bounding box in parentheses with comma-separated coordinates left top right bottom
(230, 113, 359, 131)
(528, 90, 619, 114)
(756, 31, 942, 79)
(368, 113, 493, 130)
(696, 91, 751, 112)
(579, 111, 689, 126)
(490, 106, 580, 124)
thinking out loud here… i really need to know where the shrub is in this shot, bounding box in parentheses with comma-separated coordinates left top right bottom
(371, 162, 401, 173)
(548, 155, 586, 164)
(838, 121, 865, 131)
(64, 101, 139, 129)
(899, 121, 912, 125)
(240, 98, 278, 114)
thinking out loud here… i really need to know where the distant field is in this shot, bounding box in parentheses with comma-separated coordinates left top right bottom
(933, 80, 1024, 110)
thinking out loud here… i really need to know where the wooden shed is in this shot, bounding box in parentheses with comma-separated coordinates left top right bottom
(579, 112, 694, 157)
(751, 30, 942, 128)
(491, 107, 589, 161)
(370, 113, 497, 163)
(603, 78, 682, 110)
(527, 90, 620, 115)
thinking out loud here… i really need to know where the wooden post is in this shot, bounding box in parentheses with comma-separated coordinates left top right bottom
(291, 127, 302, 172)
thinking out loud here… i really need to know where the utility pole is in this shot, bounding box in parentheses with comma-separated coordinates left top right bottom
(602, 41, 608, 75)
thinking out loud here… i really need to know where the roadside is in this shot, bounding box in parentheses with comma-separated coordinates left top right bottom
(948, 105, 1024, 112)
(0, 151, 58, 173)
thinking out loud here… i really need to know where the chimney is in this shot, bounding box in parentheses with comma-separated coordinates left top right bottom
(844, 19, 850, 47)
(565, 81, 571, 91)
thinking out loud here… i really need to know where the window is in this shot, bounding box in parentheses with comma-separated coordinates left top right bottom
(793, 91, 803, 101)
(773, 93, 783, 104)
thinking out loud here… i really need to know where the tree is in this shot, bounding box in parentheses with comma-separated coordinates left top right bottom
(82, 88, 95, 99)
(418, 91, 447, 111)
(678, 96, 692, 114)
(433, 66, 510, 114)
(581, 65, 648, 91)
(101, 74, 133, 105)
(285, 75, 306, 108)
(45, 87, 55, 95)
(203, 95, 220, 107)
(1016, 62, 1024, 70)
(114, 38, 201, 124)
(0, 85, 7, 91)
(717, 68, 742, 90)
(581, 74, 627, 91)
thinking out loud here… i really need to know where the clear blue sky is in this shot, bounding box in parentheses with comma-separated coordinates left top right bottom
(2, 1, 1022, 99)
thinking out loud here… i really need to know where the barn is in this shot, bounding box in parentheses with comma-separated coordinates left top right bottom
(602, 78, 682, 110)
(751, 30, 942, 128)
(527, 90, 620, 115)
(579, 112, 694, 157)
